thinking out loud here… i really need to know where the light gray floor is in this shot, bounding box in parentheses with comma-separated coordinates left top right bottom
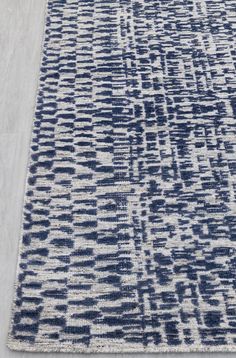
(0, 1, 234, 357)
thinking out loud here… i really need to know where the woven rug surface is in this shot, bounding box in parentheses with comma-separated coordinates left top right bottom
(8, 0, 236, 353)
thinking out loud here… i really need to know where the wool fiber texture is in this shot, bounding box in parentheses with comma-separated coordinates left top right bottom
(8, 0, 236, 353)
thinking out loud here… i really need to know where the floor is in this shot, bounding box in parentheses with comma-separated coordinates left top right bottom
(0, 0, 234, 357)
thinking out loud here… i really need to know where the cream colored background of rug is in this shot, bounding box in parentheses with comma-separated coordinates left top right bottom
(0, 0, 234, 357)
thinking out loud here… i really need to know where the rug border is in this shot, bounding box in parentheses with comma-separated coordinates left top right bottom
(6, 0, 49, 350)
(6, 338, 236, 353)
(7, 0, 236, 354)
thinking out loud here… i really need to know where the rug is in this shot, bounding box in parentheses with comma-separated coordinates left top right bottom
(8, 0, 236, 353)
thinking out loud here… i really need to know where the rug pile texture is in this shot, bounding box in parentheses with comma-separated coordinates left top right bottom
(8, 0, 236, 353)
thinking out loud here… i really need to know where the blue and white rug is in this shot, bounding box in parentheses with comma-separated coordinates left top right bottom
(8, 0, 236, 353)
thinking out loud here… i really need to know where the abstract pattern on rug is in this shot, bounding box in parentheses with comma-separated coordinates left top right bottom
(8, 0, 236, 352)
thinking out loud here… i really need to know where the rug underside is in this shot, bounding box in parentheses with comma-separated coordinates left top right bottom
(8, 0, 236, 353)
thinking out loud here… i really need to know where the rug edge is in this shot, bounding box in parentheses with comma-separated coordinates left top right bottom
(7, 337, 236, 353)
(7, 0, 49, 347)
